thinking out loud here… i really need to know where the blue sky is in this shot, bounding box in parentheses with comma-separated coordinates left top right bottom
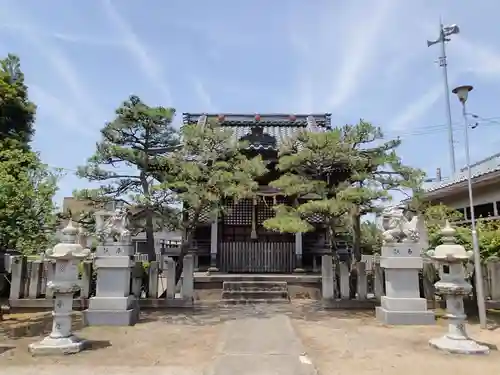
(1, 0, 500, 207)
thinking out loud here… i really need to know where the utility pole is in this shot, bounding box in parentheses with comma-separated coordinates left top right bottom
(427, 21, 460, 175)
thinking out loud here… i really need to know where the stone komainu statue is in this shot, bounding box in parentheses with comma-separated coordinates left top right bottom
(381, 204, 420, 243)
(100, 207, 131, 242)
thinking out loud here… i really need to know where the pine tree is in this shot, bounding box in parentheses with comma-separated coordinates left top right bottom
(75, 95, 179, 253)
(157, 121, 268, 283)
(263, 120, 423, 261)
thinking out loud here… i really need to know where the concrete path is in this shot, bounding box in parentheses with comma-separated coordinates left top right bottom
(207, 314, 318, 375)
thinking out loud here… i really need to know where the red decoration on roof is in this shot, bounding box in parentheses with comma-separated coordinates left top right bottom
(254, 114, 261, 121)
(289, 114, 296, 121)
(217, 114, 225, 122)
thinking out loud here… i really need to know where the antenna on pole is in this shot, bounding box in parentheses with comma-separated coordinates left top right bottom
(427, 19, 460, 176)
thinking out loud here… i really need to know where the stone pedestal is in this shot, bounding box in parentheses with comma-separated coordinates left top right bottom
(83, 240, 139, 326)
(29, 222, 90, 356)
(376, 242, 434, 325)
(427, 223, 489, 355)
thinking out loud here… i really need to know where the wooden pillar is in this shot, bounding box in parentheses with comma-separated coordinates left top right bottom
(209, 212, 219, 272)
(294, 232, 304, 272)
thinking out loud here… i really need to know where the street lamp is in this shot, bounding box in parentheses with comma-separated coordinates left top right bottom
(428, 22, 460, 175)
(451, 84, 488, 329)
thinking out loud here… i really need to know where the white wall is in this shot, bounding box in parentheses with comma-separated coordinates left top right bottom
(431, 182, 500, 220)
(437, 184, 500, 208)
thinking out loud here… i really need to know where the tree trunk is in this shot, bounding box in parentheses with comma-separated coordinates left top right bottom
(352, 212, 362, 263)
(140, 175, 155, 256)
(144, 210, 155, 256)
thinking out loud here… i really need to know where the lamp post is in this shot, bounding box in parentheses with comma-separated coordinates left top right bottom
(428, 22, 460, 175)
(451, 85, 487, 329)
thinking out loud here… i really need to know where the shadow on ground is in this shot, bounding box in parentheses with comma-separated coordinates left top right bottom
(0, 345, 15, 355)
(85, 340, 112, 351)
(139, 301, 376, 326)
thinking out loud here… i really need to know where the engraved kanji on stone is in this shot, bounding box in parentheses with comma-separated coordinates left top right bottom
(55, 323, 61, 330)
(104, 247, 109, 254)
(393, 248, 400, 255)
(116, 247, 121, 254)
(408, 248, 413, 255)
(56, 300, 63, 309)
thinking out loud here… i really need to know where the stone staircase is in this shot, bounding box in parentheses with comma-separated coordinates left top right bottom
(221, 281, 290, 304)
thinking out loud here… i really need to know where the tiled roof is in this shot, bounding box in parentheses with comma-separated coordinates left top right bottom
(425, 152, 500, 193)
(182, 113, 331, 150)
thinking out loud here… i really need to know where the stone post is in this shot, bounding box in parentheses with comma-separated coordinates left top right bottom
(427, 222, 489, 354)
(294, 232, 304, 272)
(208, 213, 219, 272)
(83, 210, 139, 326)
(376, 214, 434, 325)
(29, 221, 91, 356)
(321, 254, 334, 299)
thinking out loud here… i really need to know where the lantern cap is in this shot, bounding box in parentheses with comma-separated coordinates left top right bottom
(427, 221, 473, 261)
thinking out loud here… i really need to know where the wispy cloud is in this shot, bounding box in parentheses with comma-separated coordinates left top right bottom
(51, 32, 122, 46)
(0, 23, 121, 46)
(387, 83, 443, 130)
(452, 37, 500, 78)
(0, 5, 102, 130)
(190, 76, 217, 113)
(30, 85, 96, 138)
(102, 0, 172, 105)
(328, 0, 397, 109)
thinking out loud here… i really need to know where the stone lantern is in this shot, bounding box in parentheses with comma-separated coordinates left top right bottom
(29, 221, 91, 355)
(426, 221, 489, 354)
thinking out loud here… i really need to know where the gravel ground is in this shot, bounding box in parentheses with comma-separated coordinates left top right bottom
(1, 302, 499, 374)
(293, 311, 500, 375)
(0, 311, 220, 368)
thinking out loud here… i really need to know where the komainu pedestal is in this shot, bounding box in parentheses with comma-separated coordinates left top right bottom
(83, 209, 139, 326)
(376, 208, 434, 325)
(83, 240, 138, 326)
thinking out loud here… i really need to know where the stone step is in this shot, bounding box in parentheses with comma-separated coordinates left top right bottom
(221, 290, 289, 300)
(219, 298, 290, 305)
(222, 281, 288, 292)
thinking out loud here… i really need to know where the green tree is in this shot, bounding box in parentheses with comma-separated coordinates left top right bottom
(263, 128, 353, 239)
(75, 95, 179, 253)
(0, 54, 36, 148)
(263, 121, 422, 262)
(422, 203, 470, 250)
(337, 122, 424, 261)
(0, 53, 59, 254)
(0, 143, 61, 253)
(157, 121, 268, 283)
(57, 209, 96, 235)
(423, 203, 500, 259)
(358, 220, 383, 255)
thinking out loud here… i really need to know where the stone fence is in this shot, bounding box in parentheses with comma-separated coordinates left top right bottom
(6, 254, 195, 309)
(5, 253, 500, 310)
(322, 254, 500, 310)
